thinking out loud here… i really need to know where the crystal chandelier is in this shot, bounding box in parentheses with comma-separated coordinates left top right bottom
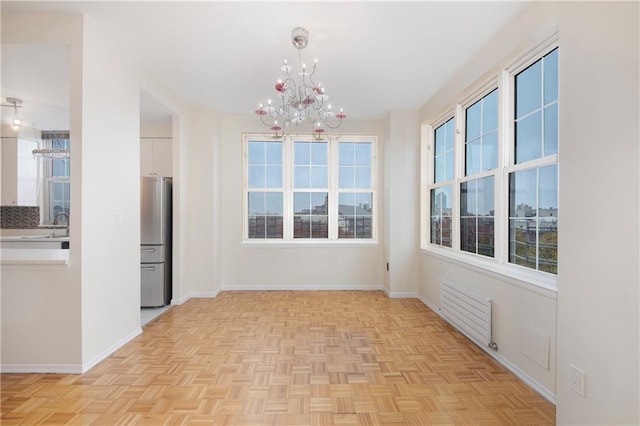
(254, 27, 346, 140)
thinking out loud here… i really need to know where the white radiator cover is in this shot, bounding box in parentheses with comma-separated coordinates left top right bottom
(441, 279, 494, 348)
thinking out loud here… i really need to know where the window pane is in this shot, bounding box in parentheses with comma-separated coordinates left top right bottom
(514, 51, 558, 164)
(466, 140, 481, 176)
(509, 166, 558, 274)
(460, 180, 477, 216)
(266, 142, 282, 164)
(295, 142, 310, 165)
(355, 167, 371, 189)
(294, 166, 311, 188)
(539, 164, 558, 215)
(477, 176, 495, 216)
(482, 131, 498, 171)
(482, 89, 498, 133)
(310, 166, 327, 188)
(249, 166, 265, 188)
(338, 192, 372, 239)
(515, 60, 541, 118)
(355, 143, 372, 166)
(515, 111, 542, 164)
(460, 176, 494, 257)
(544, 103, 559, 156)
(435, 155, 445, 183)
(339, 143, 354, 166)
(543, 48, 559, 104)
(430, 185, 452, 247)
(434, 118, 454, 184)
(311, 142, 327, 165)
(296, 142, 327, 189)
(248, 141, 265, 164)
(445, 119, 455, 152)
(509, 168, 536, 217)
(466, 101, 481, 141)
(465, 89, 498, 176)
(539, 218, 558, 274)
(339, 166, 354, 189)
(266, 165, 282, 187)
(249, 140, 282, 189)
(294, 192, 328, 239)
(339, 142, 372, 191)
(248, 191, 283, 239)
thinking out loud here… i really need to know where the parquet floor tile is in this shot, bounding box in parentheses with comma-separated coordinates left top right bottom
(1, 291, 555, 424)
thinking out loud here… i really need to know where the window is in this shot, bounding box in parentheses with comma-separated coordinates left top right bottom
(430, 118, 454, 247)
(244, 134, 377, 242)
(43, 132, 70, 225)
(423, 41, 558, 284)
(338, 142, 373, 239)
(293, 141, 328, 238)
(247, 140, 284, 238)
(509, 47, 558, 274)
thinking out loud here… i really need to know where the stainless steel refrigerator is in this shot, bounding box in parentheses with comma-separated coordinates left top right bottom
(140, 176, 172, 307)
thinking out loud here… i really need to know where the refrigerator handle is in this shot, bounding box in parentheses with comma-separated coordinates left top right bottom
(141, 248, 156, 253)
(141, 266, 156, 271)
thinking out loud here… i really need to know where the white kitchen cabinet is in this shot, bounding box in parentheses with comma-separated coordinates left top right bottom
(140, 138, 172, 177)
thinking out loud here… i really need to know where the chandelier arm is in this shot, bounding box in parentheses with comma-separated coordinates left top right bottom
(325, 116, 344, 130)
(259, 114, 275, 127)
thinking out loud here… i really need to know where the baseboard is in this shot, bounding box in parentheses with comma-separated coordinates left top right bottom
(416, 294, 556, 404)
(171, 288, 222, 305)
(1, 363, 84, 374)
(386, 291, 418, 299)
(81, 327, 142, 373)
(221, 283, 384, 291)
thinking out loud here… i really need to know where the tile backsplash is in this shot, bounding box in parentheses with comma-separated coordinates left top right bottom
(1, 206, 40, 229)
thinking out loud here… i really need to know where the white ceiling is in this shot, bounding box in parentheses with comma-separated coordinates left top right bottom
(1, 1, 530, 129)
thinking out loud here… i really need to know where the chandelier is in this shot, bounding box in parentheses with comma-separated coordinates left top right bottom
(254, 27, 346, 140)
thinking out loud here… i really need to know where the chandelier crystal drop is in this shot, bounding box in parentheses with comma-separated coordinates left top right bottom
(254, 27, 346, 140)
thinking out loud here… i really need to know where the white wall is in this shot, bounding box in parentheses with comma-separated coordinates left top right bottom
(1, 12, 84, 371)
(180, 106, 221, 297)
(219, 114, 386, 290)
(384, 110, 420, 297)
(554, 2, 638, 424)
(79, 15, 142, 369)
(417, 1, 639, 423)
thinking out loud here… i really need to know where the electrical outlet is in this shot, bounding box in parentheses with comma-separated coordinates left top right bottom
(569, 364, 585, 397)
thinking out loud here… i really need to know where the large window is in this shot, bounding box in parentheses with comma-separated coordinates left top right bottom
(244, 134, 377, 242)
(423, 41, 558, 284)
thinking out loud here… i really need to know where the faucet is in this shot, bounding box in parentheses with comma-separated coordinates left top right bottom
(53, 212, 70, 236)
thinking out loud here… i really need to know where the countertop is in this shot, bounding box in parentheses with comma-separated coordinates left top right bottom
(1, 248, 69, 265)
(1, 235, 69, 242)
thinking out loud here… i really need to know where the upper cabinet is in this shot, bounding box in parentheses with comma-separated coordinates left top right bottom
(140, 137, 172, 177)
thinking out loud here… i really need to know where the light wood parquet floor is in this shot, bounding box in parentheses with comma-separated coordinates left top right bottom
(1, 291, 555, 425)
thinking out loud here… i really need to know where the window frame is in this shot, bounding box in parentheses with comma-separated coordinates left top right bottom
(421, 36, 559, 291)
(243, 133, 378, 245)
(42, 133, 71, 225)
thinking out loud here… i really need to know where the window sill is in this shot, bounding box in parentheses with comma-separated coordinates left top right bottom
(420, 245, 557, 298)
(242, 240, 379, 248)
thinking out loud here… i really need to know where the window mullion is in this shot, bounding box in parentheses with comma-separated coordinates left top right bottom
(283, 136, 293, 240)
(453, 104, 464, 252)
(328, 136, 337, 240)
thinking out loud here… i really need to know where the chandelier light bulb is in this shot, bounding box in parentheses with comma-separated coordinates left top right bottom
(10, 117, 21, 132)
